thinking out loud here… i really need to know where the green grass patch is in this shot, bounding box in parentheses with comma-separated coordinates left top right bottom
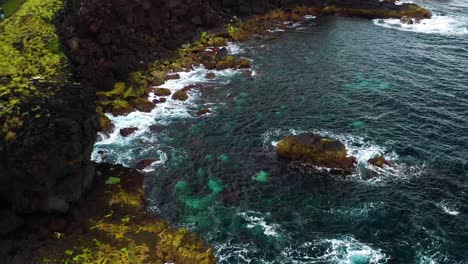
(0, 0, 26, 18)
(0, 0, 67, 140)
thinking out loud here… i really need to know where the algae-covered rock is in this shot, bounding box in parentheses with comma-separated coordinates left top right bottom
(216, 55, 236, 70)
(131, 98, 155, 112)
(29, 164, 216, 264)
(276, 133, 357, 169)
(236, 58, 251, 69)
(99, 113, 114, 135)
(154, 87, 172, 96)
(110, 99, 134, 116)
(368, 156, 394, 167)
(172, 90, 189, 101)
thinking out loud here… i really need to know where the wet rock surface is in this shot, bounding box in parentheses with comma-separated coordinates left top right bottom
(277, 133, 357, 169)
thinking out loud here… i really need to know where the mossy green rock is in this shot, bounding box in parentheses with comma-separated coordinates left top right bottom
(172, 90, 189, 101)
(154, 88, 172, 96)
(131, 98, 155, 113)
(276, 133, 357, 169)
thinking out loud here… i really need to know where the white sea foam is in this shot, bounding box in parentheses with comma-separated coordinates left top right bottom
(238, 211, 280, 237)
(435, 201, 460, 216)
(373, 14, 468, 36)
(329, 202, 385, 218)
(215, 235, 388, 264)
(306, 236, 388, 264)
(92, 60, 244, 166)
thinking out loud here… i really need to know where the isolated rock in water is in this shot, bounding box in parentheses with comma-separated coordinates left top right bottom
(196, 108, 211, 116)
(206, 72, 216, 79)
(276, 133, 357, 169)
(172, 90, 189, 101)
(135, 158, 158, 170)
(154, 87, 172, 96)
(368, 156, 394, 168)
(120, 127, 138, 137)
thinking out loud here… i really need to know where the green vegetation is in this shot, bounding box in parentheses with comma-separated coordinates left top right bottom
(32, 165, 216, 264)
(0, 0, 26, 18)
(0, 0, 67, 141)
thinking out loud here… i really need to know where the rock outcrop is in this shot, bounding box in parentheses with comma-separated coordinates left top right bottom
(276, 133, 357, 169)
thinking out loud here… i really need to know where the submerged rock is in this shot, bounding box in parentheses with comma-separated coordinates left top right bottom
(135, 158, 158, 170)
(276, 133, 357, 169)
(149, 124, 167, 133)
(368, 156, 394, 168)
(120, 127, 138, 137)
(196, 108, 211, 116)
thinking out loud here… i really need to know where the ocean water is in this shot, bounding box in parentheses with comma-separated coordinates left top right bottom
(93, 0, 468, 263)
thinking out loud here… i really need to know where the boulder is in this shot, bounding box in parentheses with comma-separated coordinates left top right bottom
(172, 90, 189, 101)
(131, 98, 155, 112)
(120, 127, 138, 137)
(159, 97, 167, 103)
(206, 72, 216, 79)
(276, 133, 357, 169)
(135, 158, 158, 170)
(236, 58, 251, 68)
(196, 108, 211, 116)
(154, 87, 172, 96)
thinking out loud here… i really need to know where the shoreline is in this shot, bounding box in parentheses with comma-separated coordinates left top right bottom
(0, 0, 433, 262)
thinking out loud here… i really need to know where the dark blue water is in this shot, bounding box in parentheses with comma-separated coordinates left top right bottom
(94, 0, 468, 263)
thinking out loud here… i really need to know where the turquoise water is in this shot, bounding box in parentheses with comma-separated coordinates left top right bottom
(94, 0, 468, 263)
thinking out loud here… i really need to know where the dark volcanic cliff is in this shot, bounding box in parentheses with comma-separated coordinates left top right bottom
(58, 0, 427, 89)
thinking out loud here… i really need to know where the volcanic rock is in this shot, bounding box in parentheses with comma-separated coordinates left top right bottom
(276, 133, 357, 169)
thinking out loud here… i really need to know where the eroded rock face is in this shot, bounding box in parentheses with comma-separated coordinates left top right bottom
(0, 82, 98, 216)
(276, 133, 357, 169)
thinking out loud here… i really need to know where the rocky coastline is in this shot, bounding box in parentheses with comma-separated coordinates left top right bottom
(0, 0, 431, 262)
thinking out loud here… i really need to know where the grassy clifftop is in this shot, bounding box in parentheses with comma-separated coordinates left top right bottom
(0, 0, 67, 141)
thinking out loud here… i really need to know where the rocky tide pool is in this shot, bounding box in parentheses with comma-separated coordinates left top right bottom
(92, 0, 468, 263)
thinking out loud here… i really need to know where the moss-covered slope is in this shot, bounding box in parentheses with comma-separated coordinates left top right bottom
(0, 0, 67, 140)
